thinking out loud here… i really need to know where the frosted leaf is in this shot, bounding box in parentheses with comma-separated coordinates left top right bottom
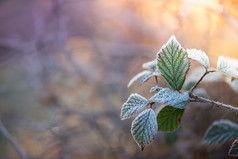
(150, 86, 161, 93)
(217, 56, 238, 78)
(121, 93, 148, 120)
(140, 72, 154, 85)
(128, 70, 152, 87)
(187, 49, 210, 68)
(142, 60, 157, 70)
(229, 139, 238, 157)
(203, 120, 238, 144)
(131, 109, 158, 150)
(157, 35, 190, 90)
(140, 70, 161, 85)
(157, 105, 184, 132)
(224, 57, 238, 69)
(149, 88, 189, 109)
(225, 78, 238, 93)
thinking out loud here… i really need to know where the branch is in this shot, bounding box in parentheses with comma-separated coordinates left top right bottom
(189, 93, 238, 113)
(190, 69, 216, 93)
(0, 120, 28, 159)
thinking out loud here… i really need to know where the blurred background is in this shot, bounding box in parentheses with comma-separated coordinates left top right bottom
(0, 0, 238, 158)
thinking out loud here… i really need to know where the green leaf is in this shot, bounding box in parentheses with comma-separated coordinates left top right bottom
(121, 93, 148, 120)
(149, 88, 189, 109)
(187, 49, 210, 69)
(131, 109, 158, 150)
(162, 126, 181, 146)
(217, 56, 238, 79)
(157, 35, 190, 90)
(229, 139, 238, 157)
(157, 106, 184, 132)
(203, 120, 238, 144)
(142, 60, 157, 70)
(127, 70, 152, 87)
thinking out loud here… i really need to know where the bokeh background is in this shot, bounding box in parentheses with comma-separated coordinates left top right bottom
(0, 0, 238, 158)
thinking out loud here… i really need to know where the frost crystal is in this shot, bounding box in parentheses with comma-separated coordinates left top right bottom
(187, 49, 210, 68)
(121, 93, 148, 120)
(157, 35, 190, 90)
(149, 88, 189, 109)
(131, 109, 157, 150)
(217, 56, 238, 79)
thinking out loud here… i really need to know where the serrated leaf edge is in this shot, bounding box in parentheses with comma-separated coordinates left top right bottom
(187, 49, 210, 69)
(131, 109, 158, 150)
(121, 93, 149, 120)
(156, 35, 190, 90)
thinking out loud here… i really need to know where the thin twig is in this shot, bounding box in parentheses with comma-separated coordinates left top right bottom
(0, 119, 27, 159)
(189, 93, 238, 113)
(154, 76, 160, 92)
(154, 76, 159, 86)
(190, 69, 216, 93)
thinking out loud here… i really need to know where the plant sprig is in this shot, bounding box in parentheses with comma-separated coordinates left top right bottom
(120, 35, 238, 156)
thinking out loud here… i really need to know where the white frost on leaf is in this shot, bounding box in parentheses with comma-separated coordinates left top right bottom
(121, 93, 148, 120)
(127, 70, 152, 87)
(224, 57, 238, 69)
(187, 49, 210, 69)
(142, 60, 157, 70)
(156, 35, 190, 90)
(140, 72, 154, 85)
(131, 109, 158, 150)
(140, 70, 161, 85)
(149, 88, 189, 109)
(217, 56, 238, 78)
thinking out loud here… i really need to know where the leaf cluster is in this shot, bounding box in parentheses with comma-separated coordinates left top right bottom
(120, 35, 238, 156)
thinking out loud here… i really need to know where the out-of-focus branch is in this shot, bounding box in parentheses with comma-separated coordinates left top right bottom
(0, 119, 28, 159)
(53, 0, 95, 82)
